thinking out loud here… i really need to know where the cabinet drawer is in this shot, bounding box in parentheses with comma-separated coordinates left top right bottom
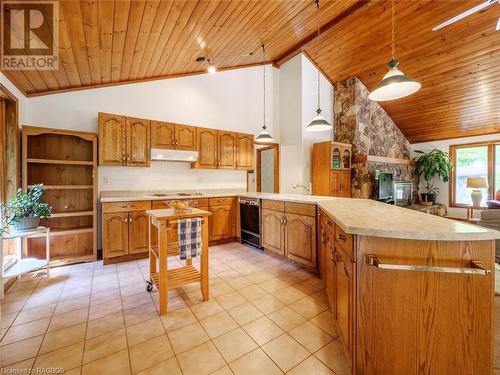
(319, 210, 335, 235)
(209, 197, 235, 206)
(285, 202, 316, 217)
(335, 223, 354, 259)
(152, 198, 209, 209)
(103, 200, 151, 213)
(262, 199, 285, 212)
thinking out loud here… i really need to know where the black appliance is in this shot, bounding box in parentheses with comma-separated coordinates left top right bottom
(239, 197, 262, 249)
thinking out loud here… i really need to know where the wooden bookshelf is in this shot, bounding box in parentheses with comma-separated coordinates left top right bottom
(22, 126, 97, 265)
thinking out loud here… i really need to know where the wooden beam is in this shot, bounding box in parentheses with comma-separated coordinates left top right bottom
(353, 154, 416, 166)
(274, 0, 370, 67)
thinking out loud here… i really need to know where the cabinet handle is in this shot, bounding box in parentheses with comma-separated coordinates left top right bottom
(122, 155, 126, 162)
(366, 255, 491, 275)
(336, 233, 346, 241)
(122, 205, 133, 208)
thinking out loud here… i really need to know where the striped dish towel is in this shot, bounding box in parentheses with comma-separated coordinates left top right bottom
(177, 218, 202, 260)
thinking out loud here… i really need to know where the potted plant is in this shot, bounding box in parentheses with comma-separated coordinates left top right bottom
(414, 149, 452, 205)
(0, 184, 52, 235)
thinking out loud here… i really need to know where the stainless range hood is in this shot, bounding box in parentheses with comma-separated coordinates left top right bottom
(151, 148, 199, 162)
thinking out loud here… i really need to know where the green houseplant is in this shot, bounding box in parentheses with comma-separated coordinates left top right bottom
(414, 149, 452, 204)
(0, 184, 52, 235)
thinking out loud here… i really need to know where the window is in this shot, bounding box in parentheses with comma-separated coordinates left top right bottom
(450, 141, 500, 207)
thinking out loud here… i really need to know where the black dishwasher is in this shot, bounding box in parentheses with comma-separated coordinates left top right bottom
(239, 198, 262, 249)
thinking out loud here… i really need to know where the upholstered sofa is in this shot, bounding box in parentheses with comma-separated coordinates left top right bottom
(479, 200, 500, 263)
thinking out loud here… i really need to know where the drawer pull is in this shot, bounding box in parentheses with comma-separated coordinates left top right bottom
(366, 255, 491, 275)
(122, 205, 133, 208)
(337, 233, 346, 241)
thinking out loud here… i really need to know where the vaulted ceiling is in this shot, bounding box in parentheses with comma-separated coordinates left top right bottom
(2, 0, 499, 143)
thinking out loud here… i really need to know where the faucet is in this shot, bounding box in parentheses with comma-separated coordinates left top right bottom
(293, 183, 312, 195)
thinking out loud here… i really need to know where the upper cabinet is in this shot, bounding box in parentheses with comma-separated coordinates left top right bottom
(99, 112, 150, 167)
(192, 127, 218, 169)
(218, 131, 236, 169)
(151, 121, 196, 151)
(236, 133, 254, 170)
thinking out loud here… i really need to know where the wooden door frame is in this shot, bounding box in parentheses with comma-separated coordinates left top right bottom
(0, 83, 19, 203)
(256, 143, 279, 193)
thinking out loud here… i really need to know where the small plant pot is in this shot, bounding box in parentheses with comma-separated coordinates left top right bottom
(12, 217, 40, 231)
(420, 193, 438, 205)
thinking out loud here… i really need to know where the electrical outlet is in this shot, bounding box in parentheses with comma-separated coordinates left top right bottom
(103, 177, 109, 185)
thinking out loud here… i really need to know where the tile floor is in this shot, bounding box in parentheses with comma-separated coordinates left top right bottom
(0, 242, 350, 374)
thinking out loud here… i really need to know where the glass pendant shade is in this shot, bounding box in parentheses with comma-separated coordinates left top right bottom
(368, 59, 421, 101)
(256, 125, 274, 143)
(306, 108, 332, 132)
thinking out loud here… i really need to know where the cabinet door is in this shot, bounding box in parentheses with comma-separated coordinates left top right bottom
(261, 209, 284, 256)
(98, 113, 126, 165)
(330, 171, 341, 197)
(323, 231, 335, 311)
(209, 204, 235, 241)
(235, 133, 254, 170)
(285, 212, 316, 268)
(175, 124, 197, 151)
(151, 121, 175, 149)
(218, 131, 236, 169)
(129, 211, 149, 254)
(103, 213, 129, 258)
(192, 128, 218, 169)
(341, 170, 351, 197)
(335, 247, 354, 361)
(126, 117, 150, 167)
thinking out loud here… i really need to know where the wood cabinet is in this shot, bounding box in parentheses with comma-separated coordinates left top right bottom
(218, 131, 236, 169)
(261, 200, 316, 267)
(192, 128, 218, 169)
(235, 133, 254, 170)
(209, 197, 236, 241)
(102, 200, 152, 262)
(312, 141, 352, 197)
(99, 112, 150, 167)
(151, 121, 196, 151)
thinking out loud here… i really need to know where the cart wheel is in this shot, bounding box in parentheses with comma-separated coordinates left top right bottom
(146, 281, 153, 292)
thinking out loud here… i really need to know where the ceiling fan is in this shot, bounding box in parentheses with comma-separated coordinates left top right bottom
(432, 0, 499, 31)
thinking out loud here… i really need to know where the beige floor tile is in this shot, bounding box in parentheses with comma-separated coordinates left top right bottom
(168, 321, 210, 354)
(13, 304, 56, 325)
(83, 328, 128, 364)
(90, 289, 121, 306)
(129, 334, 174, 374)
(210, 365, 233, 375)
(0, 335, 43, 367)
(261, 334, 310, 372)
(59, 367, 82, 375)
(213, 327, 258, 362)
(24, 291, 61, 309)
(48, 307, 88, 332)
(190, 300, 224, 320)
(268, 306, 306, 331)
(88, 300, 122, 321)
(1, 300, 26, 314)
(272, 286, 307, 305)
(82, 349, 131, 375)
(242, 316, 284, 346)
(1, 317, 50, 345)
(257, 278, 289, 293)
(215, 290, 247, 310)
(237, 284, 268, 301)
(200, 311, 238, 338)
(1, 357, 36, 372)
(309, 310, 339, 337)
(86, 314, 125, 339)
(33, 342, 84, 371)
(289, 321, 334, 353)
(251, 294, 285, 314)
(227, 302, 264, 325)
(124, 303, 158, 327)
(40, 322, 86, 354)
(209, 281, 234, 297)
(122, 292, 154, 311)
(288, 355, 334, 375)
(229, 348, 282, 375)
(176, 341, 225, 375)
(314, 339, 351, 375)
(55, 295, 90, 315)
(136, 357, 181, 375)
(126, 317, 165, 347)
(1, 312, 17, 329)
(309, 290, 330, 308)
(290, 296, 328, 320)
(160, 307, 197, 332)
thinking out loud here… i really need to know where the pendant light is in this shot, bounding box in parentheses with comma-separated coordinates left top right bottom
(306, 0, 332, 132)
(256, 44, 274, 143)
(368, 0, 421, 101)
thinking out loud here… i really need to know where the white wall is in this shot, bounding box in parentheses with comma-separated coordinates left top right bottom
(411, 133, 500, 218)
(22, 66, 279, 192)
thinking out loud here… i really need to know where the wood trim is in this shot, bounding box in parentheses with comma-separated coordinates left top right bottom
(449, 140, 500, 207)
(353, 154, 417, 166)
(256, 144, 280, 193)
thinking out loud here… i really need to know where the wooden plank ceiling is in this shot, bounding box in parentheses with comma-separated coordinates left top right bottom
(1, 0, 499, 143)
